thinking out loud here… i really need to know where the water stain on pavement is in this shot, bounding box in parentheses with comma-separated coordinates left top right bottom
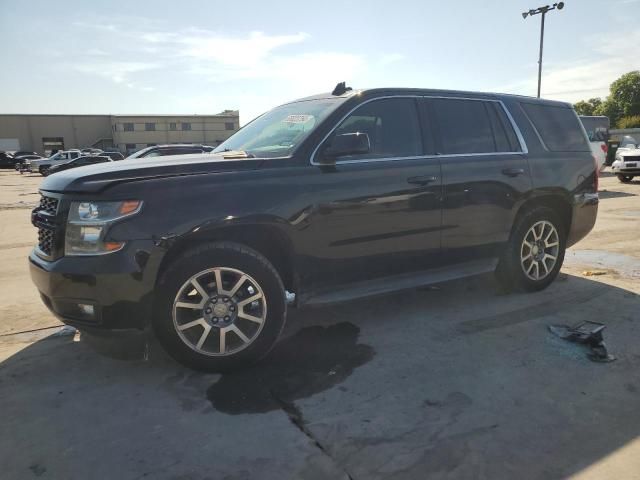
(207, 322, 374, 414)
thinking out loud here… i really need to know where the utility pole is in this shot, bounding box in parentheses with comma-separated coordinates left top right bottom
(522, 2, 565, 98)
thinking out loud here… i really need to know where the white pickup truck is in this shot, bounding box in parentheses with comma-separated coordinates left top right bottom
(24, 150, 82, 175)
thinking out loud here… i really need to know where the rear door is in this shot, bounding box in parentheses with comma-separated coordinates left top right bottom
(428, 97, 531, 264)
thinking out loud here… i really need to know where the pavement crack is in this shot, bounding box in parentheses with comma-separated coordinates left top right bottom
(270, 390, 355, 480)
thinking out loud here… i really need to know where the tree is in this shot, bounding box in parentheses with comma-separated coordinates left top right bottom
(610, 71, 640, 118)
(574, 98, 603, 116)
(594, 97, 622, 125)
(617, 115, 640, 129)
(573, 71, 640, 126)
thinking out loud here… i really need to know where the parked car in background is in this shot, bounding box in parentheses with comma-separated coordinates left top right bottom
(30, 86, 598, 371)
(100, 151, 124, 161)
(0, 151, 17, 169)
(25, 149, 82, 175)
(45, 155, 112, 176)
(579, 116, 609, 171)
(126, 144, 215, 159)
(15, 154, 46, 172)
(81, 148, 104, 155)
(12, 150, 40, 158)
(612, 135, 640, 182)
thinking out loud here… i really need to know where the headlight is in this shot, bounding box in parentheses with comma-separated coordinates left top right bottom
(65, 200, 142, 256)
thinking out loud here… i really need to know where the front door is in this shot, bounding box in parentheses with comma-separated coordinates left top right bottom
(427, 97, 531, 264)
(296, 97, 443, 291)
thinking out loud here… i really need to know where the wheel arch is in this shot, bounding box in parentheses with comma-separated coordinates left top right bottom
(511, 190, 573, 238)
(155, 222, 297, 293)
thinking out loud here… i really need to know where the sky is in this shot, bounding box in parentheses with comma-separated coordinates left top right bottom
(1, 0, 639, 124)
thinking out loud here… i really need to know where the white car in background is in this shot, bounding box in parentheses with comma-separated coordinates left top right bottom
(612, 135, 640, 183)
(579, 116, 609, 172)
(25, 149, 82, 175)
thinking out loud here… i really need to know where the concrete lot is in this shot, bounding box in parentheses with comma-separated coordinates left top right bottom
(1, 169, 639, 479)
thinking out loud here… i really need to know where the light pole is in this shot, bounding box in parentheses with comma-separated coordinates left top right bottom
(522, 2, 564, 98)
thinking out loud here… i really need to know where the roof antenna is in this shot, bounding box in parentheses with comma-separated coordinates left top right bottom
(332, 82, 352, 96)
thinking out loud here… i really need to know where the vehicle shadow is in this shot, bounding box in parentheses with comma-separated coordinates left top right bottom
(1, 273, 639, 479)
(598, 189, 637, 199)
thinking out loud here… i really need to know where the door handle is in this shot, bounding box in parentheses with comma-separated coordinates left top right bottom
(407, 175, 437, 185)
(501, 168, 525, 177)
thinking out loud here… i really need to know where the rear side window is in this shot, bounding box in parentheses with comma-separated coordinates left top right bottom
(430, 99, 521, 155)
(521, 103, 589, 151)
(487, 103, 521, 152)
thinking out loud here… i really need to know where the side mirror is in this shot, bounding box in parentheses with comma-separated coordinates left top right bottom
(321, 132, 370, 163)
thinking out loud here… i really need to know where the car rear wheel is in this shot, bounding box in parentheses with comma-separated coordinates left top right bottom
(39, 166, 50, 176)
(496, 206, 566, 292)
(153, 242, 287, 371)
(617, 174, 634, 183)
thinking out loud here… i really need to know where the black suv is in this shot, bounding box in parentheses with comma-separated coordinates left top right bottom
(29, 86, 598, 371)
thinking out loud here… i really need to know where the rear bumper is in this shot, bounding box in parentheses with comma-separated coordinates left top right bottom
(566, 193, 598, 248)
(29, 240, 162, 331)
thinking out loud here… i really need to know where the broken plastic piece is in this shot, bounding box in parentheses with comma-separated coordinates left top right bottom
(548, 321, 615, 363)
(582, 270, 608, 276)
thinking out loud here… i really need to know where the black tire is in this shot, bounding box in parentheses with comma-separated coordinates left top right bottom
(617, 174, 633, 183)
(153, 242, 287, 372)
(496, 206, 566, 292)
(39, 166, 49, 176)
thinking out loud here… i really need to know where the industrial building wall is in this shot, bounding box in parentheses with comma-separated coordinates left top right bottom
(0, 112, 239, 155)
(0, 115, 112, 154)
(111, 114, 239, 153)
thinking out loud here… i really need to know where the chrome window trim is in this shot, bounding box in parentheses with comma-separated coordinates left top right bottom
(309, 94, 529, 166)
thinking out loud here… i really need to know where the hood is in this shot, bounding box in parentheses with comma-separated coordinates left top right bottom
(618, 147, 640, 158)
(40, 153, 264, 194)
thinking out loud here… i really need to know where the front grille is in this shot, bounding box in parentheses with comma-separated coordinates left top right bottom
(39, 195, 59, 215)
(38, 227, 55, 256)
(34, 194, 62, 259)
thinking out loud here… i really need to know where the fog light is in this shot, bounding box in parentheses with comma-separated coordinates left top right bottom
(78, 304, 95, 317)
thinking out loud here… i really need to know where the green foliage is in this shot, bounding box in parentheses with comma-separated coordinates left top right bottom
(609, 71, 640, 118)
(617, 115, 640, 129)
(594, 98, 621, 124)
(574, 71, 640, 126)
(574, 98, 603, 116)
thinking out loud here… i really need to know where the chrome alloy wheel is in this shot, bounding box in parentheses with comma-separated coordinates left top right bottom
(520, 220, 560, 281)
(172, 267, 267, 356)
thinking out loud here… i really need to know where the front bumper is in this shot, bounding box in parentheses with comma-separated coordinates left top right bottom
(612, 160, 640, 175)
(29, 240, 161, 331)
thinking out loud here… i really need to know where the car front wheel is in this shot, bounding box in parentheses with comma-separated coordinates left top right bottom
(617, 174, 634, 183)
(153, 242, 287, 371)
(496, 206, 566, 292)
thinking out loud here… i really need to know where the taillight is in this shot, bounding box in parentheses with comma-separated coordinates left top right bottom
(593, 154, 599, 192)
(600, 143, 608, 153)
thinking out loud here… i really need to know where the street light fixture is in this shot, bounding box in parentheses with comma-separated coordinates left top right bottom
(522, 2, 565, 98)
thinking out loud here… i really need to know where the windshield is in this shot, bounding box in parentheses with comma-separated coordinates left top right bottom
(620, 135, 639, 148)
(214, 99, 342, 158)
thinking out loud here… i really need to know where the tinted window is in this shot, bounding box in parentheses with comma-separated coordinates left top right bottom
(522, 103, 589, 151)
(145, 123, 155, 131)
(182, 123, 191, 131)
(123, 123, 134, 132)
(431, 99, 497, 154)
(487, 103, 522, 152)
(330, 98, 422, 159)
